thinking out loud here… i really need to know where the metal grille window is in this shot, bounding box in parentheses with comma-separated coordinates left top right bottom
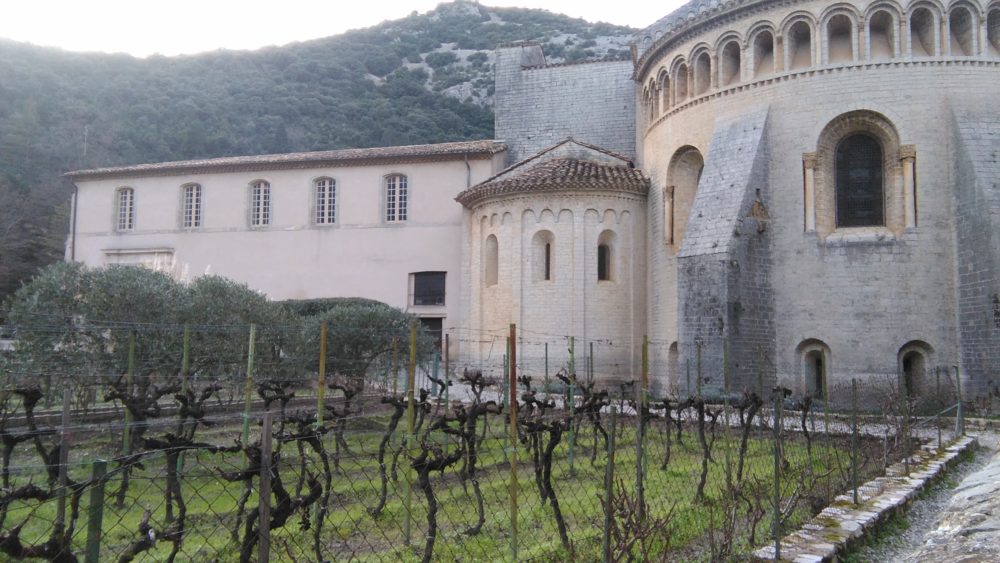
(116, 187, 134, 231)
(412, 271, 446, 306)
(250, 180, 271, 227)
(835, 134, 884, 227)
(182, 184, 202, 228)
(385, 174, 408, 222)
(314, 178, 336, 225)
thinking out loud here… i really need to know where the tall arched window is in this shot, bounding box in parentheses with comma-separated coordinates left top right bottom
(384, 174, 408, 222)
(868, 10, 895, 60)
(835, 134, 884, 227)
(674, 62, 689, 102)
(693, 51, 711, 95)
(314, 177, 336, 224)
(989, 9, 1000, 56)
(249, 180, 271, 227)
(827, 14, 855, 63)
(787, 21, 813, 69)
(116, 187, 134, 231)
(797, 339, 830, 399)
(753, 31, 775, 77)
(532, 230, 555, 281)
(910, 8, 937, 57)
(720, 40, 741, 86)
(181, 183, 202, 228)
(597, 230, 616, 282)
(949, 6, 975, 56)
(484, 234, 498, 286)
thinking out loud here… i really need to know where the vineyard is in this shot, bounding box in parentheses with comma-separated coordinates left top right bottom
(0, 321, 963, 562)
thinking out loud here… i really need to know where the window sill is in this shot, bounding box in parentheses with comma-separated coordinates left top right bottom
(821, 227, 897, 246)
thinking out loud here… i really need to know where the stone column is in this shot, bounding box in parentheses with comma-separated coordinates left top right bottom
(901, 145, 917, 228)
(664, 186, 675, 245)
(803, 153, 817, 232)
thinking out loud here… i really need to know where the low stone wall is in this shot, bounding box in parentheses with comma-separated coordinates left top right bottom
(754, 435, 978, 562)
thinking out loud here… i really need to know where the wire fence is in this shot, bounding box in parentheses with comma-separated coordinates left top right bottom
(0, 322, 966, 562)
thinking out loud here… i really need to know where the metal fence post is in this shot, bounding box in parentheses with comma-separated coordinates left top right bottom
(242, 324, 257, 445)
(54, 391, 71, 543)
(955, 365, 964, 436)
(602, 406, 618, 563)
(317, 322, 327, 429)
(772, 390, 781, 561)
(636, 335, 648, 522)
(852, 378, 859, 505)
(509, 323, 519, 562)
(259, 412, 273, 563)
(403, 321, 417, 546)
(84, 459, 108, 563)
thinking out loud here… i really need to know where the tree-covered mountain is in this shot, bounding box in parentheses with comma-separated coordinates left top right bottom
(0, 0, 634, 303)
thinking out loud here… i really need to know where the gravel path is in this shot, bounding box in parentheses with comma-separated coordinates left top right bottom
(847, 432, 999, 562)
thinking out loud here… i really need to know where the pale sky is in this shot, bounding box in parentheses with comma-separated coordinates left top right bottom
(0, 1, 685, 58)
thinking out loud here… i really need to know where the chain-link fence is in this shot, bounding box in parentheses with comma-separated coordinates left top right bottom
(0, 322, 965, 561)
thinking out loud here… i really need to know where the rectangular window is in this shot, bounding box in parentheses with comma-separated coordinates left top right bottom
(116, 188, 134, 231)
(385, 174, 408, 222)
(250, 181, 271, 226)
(182, 184, 202, 228)
(314, 178, 336, 224)
(412, 271, 446, 306)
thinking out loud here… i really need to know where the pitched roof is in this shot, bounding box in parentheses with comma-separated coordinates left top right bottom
(65, 140, 507, 181)
(456, 139, 648, 207)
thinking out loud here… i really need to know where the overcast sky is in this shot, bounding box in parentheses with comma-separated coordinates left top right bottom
(0, 1, 686, 58)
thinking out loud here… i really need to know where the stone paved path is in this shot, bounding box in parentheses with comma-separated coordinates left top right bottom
(898, 432, 1000, 562)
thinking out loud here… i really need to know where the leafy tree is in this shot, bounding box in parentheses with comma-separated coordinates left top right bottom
(297, 300, 436, 381)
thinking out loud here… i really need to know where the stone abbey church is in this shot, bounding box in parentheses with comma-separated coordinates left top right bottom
(66, 0, 1000, 401)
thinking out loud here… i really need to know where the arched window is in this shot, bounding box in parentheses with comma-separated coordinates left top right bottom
(597, 244, 611, 281)
(115, 187, 134, 231)
(753, 31, 775, 77)
(835, 134, 884, 227)
(868, 10, 895, 60)
(787, 21, 813, 69)
(720, 40, 741, 86)
(674, 62, 689, 102)
(827, 14, 855, 63)
(989, 9, 1000, 56)
(249, 180, 271, 227)
(910, 8, 937, 57)
(181, 183, 202, 228)
(666, 147, 705, 249)
(597, 230, 616, 282)
(484, 234, 498, 287)
(693, 51, 711, 94)
(949, 6, 975, 56)
(314, 177, 336, 224)
(384, 174, 408, 222)
(898, 341, 933, 399)
(797, 339, 830, 399)
(532, 230, 554, 281)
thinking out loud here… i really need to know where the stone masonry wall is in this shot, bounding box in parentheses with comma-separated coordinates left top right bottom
(952, 99, 1000, 395)
(678, 110, 772, 396)
(494, 45, 635, 164)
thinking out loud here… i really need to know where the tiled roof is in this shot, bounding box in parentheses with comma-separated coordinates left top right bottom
(65, 140, 507, 180)
(456, 157, 649, 207)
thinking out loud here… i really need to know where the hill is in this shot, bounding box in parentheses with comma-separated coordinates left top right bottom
(0, 0, 634, 302)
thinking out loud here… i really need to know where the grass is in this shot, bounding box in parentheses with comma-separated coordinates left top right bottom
(2, 410, 894, 562)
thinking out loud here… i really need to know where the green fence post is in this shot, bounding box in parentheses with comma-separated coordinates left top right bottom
(544, 342, 550, 403)
(317, 322, 327, 429)
(635, 335, 648, 522)
(242, 324, 257, 445)
(84, 459, 108, 563)
(602, 406, 618, 563)
(123, 331, 136, 455)
(177, 324, 191, 474)
(955, 365, 964, 436)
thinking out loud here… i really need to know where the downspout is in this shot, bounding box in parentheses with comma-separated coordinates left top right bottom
(464, 153, 471, 188)
(70, 183, 79, 261)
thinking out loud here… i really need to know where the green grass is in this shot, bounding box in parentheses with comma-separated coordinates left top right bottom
(1, 413, 889, 562)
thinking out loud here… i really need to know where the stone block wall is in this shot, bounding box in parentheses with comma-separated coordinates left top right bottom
(494, 44, 635, 163)
(952, 99, 1000, 396)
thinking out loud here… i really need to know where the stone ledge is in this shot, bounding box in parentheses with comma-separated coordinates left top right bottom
(753, 435, 978, 561)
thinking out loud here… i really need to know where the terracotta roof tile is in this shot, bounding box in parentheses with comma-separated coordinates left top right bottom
(65, 140, 507, 180)
(456, 157, 649, 207)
